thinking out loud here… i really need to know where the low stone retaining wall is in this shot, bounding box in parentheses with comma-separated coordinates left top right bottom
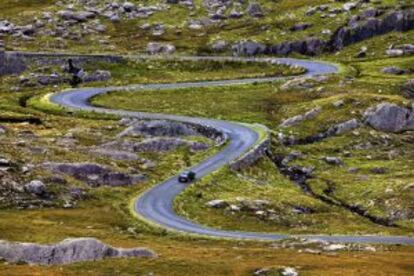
(12, 52, 124, 66)
(230, 129, 271, 171)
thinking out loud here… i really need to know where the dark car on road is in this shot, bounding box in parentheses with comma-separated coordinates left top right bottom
(178, 171, 196, 183)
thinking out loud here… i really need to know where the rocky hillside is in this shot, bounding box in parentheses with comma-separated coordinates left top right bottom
(0, 0, 413, 55)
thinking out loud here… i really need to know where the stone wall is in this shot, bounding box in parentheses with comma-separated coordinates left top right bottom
(229, 132, 271, 171)
(0, 42, 26, 76)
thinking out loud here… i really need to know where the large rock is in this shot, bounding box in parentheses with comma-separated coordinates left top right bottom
(363, 103, 414, 133)
(147, 42, 176, 55)
(267, 37, 326, 56)
(381, 66, 409, 75)
(232, 40, 266, 56)
(24, 180, 46, 196)
(0, 50, 26, 76)
(329, 9, 414, 51)
(43, 162, 145, 187)
(129, 138, 209, 152)
(402, 79, 414, 98)
(280, 107, 321, 127)
(89, 148, 140, 160)
(326, 119, 360, 135)
(118, 120, 199, 138)
(57, 10, 96, 22)
(247, 2, 264, 18)
(83, 70, 112, 82)
(0, 238, 155, 265)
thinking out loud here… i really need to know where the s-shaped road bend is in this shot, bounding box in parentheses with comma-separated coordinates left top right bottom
(49, 56, 414, 245)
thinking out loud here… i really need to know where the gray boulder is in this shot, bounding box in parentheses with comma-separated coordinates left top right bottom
(211, 40, 228, 52)
(118, 120, 199, 137)
(289, 23, 312, 32)
(268, 37, 326, 56)
(0, 238, 155, 265)
(323, 156, 343, 166)
(131, 138, 209, 152)
(0, 125, 7, 135)
(83, 70, 112, 82)
(24, 180, 45, 196)
(247, 2, 264, 17)
(330, 9, 414, 51)
(363, 103, 414, 133)
(206, 199, 228, 208)
(147, 42, 176, 54)
(0, 51, 26, 76)
(89, 148, 139, 160)
(327, 119, 360, 135)
(381, 66, 409, 75)
(232, 40, 266, 56)
(402, 79, 414, 98)
(280, 107, 321, 127)
(57, 10, 96, 22)
(43, 162, 145, 187)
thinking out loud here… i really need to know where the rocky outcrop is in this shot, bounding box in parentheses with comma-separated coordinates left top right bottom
(83, 70, 112, 82)
(279, 107, 321, 127)
(247, 2, 264, 18)
(233, 9, 414, 57)
(326, 119, 360, 136)
(329, 9, 414, 51)
(130, 138, 209, 152)
(147, 42, 176, 55)
(232, 41, 266, 56)
(230, 128, 271, 171)
(0, 41, 26, 76)
(0, 238, 155, 265)
(381, 66, 410, 75)
(402, 79, 414, 98)
(89, 148, 140, 160)
(267, 37, 326, 56)
(118, 120, 199, 138)
(364, 103, 414, 133)
(42, 162, 145, 187)
(117, 119, 227, 144)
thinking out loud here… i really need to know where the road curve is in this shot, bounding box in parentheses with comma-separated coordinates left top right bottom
(49, 55, 414, 245)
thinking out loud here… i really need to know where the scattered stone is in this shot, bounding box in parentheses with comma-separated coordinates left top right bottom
(332, 99, 345, 108)
(211, 40, 228, 52)
(118, 120, 198, 138)
(0, 125, 7, 135)
(289, 23, 312, 32)
(386, 44, 414, 57)
(381, 66, 409, 75)
(24, 180, 46, 196)
(232, 40, 266, 56)
(147, 42, 176, 55)
(0, 238, 155, 265)
(129, 138, 209, 152)
(369, 167, 389, 174)
(89, 148, 139, 161)
(281, 267, 299, 276)
(206, 199, 228, 208)
(323, 244, 347, 251)
(247, 2, 264, 17)
(402, 79, 414, 98)
(280, 107, 321, 127)
(323, 156, 343, 166)
(43, 162, 145, 187)
(356, 47, 368, 58)
(327, 119, 360, 135)
(83, 70, 111, 82)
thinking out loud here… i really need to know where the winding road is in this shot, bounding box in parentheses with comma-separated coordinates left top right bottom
(48, 55, 414, 245)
